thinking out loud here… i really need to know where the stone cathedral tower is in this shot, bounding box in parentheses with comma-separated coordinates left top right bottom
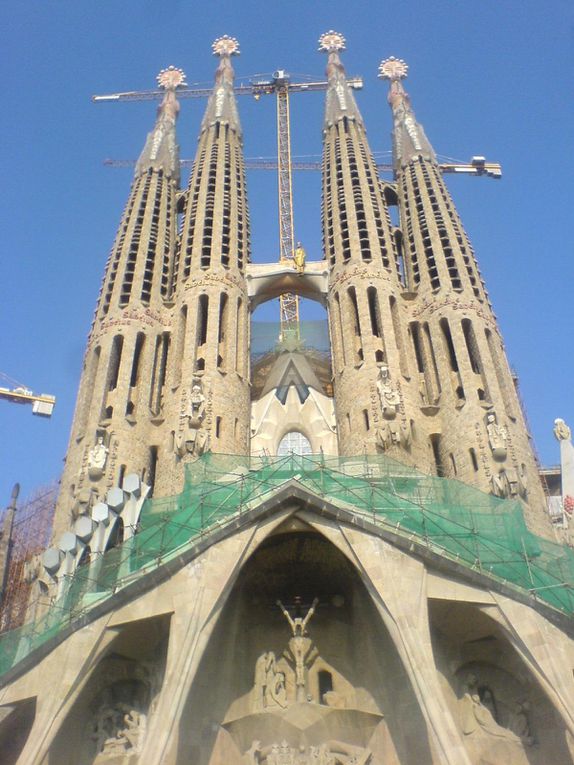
(1, 32, 574, 765)
(54, 37, 251, 540)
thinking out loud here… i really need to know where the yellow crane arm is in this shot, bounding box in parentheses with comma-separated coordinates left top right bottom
(0, 386, 56, 417)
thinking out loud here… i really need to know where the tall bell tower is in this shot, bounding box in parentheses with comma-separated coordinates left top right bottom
(320, 33, 423, 466)
(163, 35, 251, 480)
(378, 56, 548, 534)
(53, 37, 253, 539)
(53, 66, 185, 539)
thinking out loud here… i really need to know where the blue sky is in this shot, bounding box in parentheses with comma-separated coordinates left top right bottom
(1, 0, 573, 505)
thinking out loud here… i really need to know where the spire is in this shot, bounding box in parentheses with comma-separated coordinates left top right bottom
(378, 57, 436, 169)
(135, 66, 185, 181)
(201, 35, 241, 135)
(319, 31, 363, 129)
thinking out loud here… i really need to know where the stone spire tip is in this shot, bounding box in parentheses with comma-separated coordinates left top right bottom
(157, 66, 187, 91)
(212, 35, 240, 58)
(378, 57, 409, 82)
(318, 30, 346, 54)
(379, 57, 436, 168)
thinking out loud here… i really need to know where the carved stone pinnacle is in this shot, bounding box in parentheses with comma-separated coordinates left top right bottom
(212, 35, 240, 57)
(379, 56, 409, 81)
(318, 30, 346, 53)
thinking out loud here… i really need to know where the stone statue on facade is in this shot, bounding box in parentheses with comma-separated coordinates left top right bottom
(243, 740, 371, 765)
(375, 421, 409, 453)
(554, 418, 572, 442)
(91, 702, 146, 760)
(177, 380, 209, 457)
(277, 597, 319, 703)
(491, 467, 525, 500)
(254, 650, 287, 710)
(294, 242, 306, 274)
(71, 486, 98, 521)
(88, 435, 109, 479)
(486, 412, 508, 461)
(509, 701, 534, 746)
(376, 364, 401, 420)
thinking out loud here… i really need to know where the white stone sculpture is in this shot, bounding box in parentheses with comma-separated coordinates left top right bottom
(177, 380, 209, 457)
(486, 412, 508, 461)
(92, 702, 146, 760)
(254, 651, 287, 710)
(376, 364, 401, 420)
(88, 435, 109, 478)
(554, 418, 571, 442)
(277, 597, 319, 703)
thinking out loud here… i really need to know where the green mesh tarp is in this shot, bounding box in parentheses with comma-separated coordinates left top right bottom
(1, 452, 573, 679)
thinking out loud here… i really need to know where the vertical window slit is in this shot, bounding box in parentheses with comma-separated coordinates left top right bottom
(348, 287, 364, 364)
(194, 294, 209, 372)
(217, 293, 229, 371)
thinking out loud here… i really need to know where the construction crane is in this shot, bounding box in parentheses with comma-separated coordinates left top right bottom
(105, 154, 502, 178)
(94, 74, 501, 339)
(0, 373, 56, 418)
(93, 70, 363, 342)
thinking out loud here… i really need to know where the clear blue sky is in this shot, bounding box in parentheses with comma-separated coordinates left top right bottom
(1, 0, 573, 506)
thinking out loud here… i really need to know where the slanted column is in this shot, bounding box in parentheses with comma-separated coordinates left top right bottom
(320, 32, 420, 463)
(379, 58, 550, 535)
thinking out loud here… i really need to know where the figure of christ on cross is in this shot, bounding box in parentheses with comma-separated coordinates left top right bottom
(277, 597, 319, 702)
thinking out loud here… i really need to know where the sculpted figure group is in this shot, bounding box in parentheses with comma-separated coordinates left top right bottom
(243, 740, 371, 765)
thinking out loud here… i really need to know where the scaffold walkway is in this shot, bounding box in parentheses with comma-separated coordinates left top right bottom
(1, 452, 573, 679)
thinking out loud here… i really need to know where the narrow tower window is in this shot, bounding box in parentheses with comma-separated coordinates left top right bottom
(173, 305, 187, 388)
(235, 297, 246, 378)
(147, 446, 158, 495)
(347, 287, 364, 364)
(76, 345, 100, 437)
(390, 296, 408, 378)
(485, 328, 515, 417)
(194, 294, 209, 372)
(217, 293, 229, 371)
(429, 434, 445, 477)
(149, 332, 170, 415)
(439, 318, 465, 401)
(126, 332, 145, 417)
(462, 318, 490, 401)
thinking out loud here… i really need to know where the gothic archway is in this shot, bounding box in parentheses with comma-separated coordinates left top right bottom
(177, 529, 433, 765)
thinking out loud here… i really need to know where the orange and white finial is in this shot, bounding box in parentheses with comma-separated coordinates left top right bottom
(156, 66, 187, 91)
(212, 35, 240, 57)
(378, 57, 409, 82)
(318, 30, 346, 53)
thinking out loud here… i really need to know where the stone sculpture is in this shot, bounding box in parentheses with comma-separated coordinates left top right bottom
(254, 651, 287, 710)
(294, 242, 306, 274)
(177, 380, 209, 457)
(91, 702, 146, 760)
(376, 364, 401, 420)
(88, 435, 109, 478)
(243, 739, 372, 765)
(375, 421, 409, 452)
(277, 597, 319, 702)
(554, 418, 572, 442)
(486, 412, 508, 461)
(491, 467, 526, 500)
(509, 701, 534, 746)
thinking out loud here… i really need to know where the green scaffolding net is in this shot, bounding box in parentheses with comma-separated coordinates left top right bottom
(1, 452, 573, 679)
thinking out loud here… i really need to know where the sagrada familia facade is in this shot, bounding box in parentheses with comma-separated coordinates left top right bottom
(1, 32, 573, 765)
